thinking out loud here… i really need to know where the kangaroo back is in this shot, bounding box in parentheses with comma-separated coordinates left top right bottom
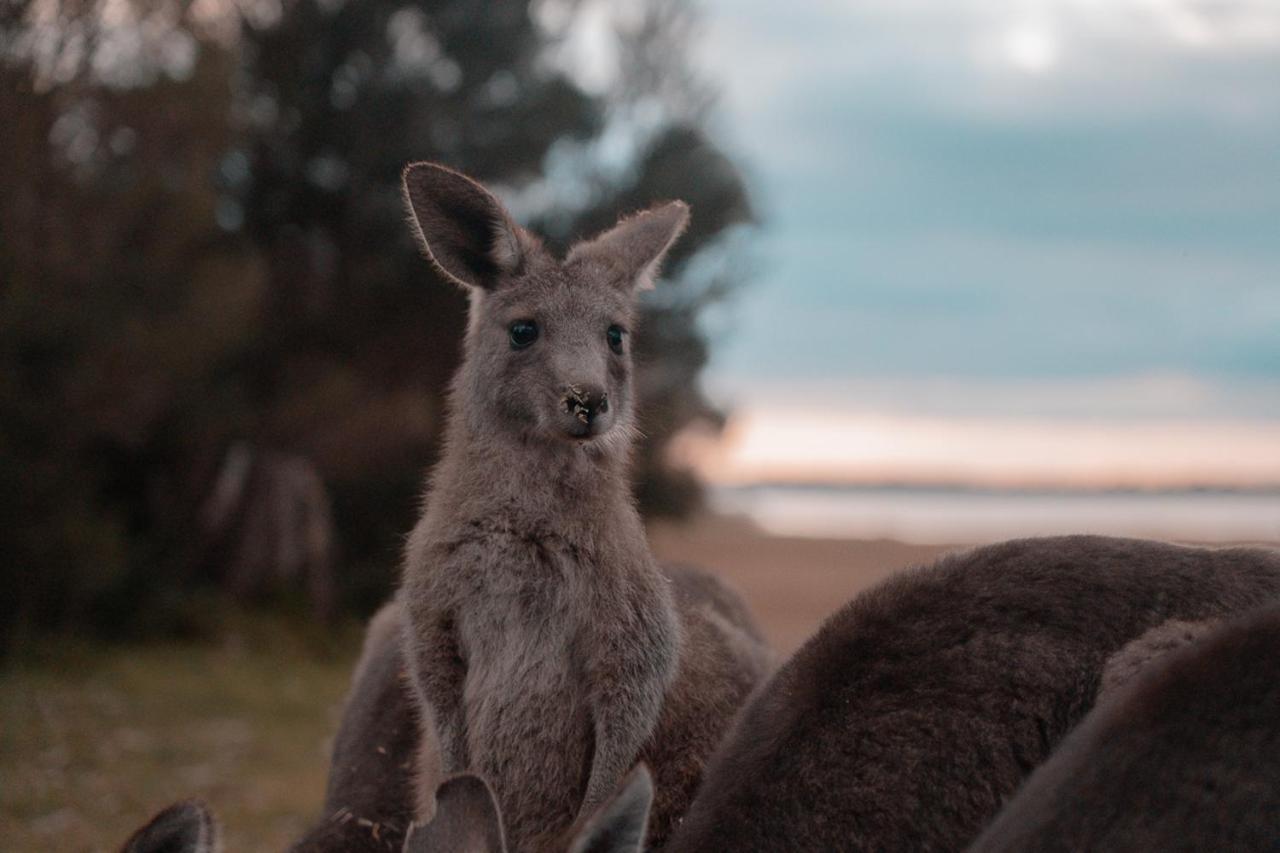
(666, 536, 1280, 852)
(970, 602, 1280, 852)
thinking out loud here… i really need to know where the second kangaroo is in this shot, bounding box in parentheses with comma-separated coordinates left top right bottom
(398, 163, 769, 851)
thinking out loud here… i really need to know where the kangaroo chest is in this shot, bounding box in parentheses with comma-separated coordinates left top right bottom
(450, 531, 604, 835)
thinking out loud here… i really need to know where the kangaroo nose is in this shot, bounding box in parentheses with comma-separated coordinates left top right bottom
(564, 384, 609, 424)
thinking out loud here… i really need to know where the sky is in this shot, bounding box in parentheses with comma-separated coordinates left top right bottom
(671, 0, 1280, 487)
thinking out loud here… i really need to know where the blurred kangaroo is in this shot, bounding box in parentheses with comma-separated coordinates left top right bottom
(970, 602, 1280, 852)
(289, 601, 420, 852)
(118, 800, 219, 853)
(397, 161, 770, 851)
(404, 765, 654, 853)
(655, 536, 1280, 851)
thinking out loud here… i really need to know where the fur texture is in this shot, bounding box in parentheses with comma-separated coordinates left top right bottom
(290, 602, 420, 852)
(970, 602, 1280, 853)
(665, 535, 1280, 852)
(397, 162, 768, 852)
(397, 561, 771, 850)
(119, 800, 220, 853)
(1096, 616, 1219, 701)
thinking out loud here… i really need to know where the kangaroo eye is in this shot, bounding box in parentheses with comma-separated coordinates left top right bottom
(607, 325, 625, 355)
(509, 320, 539, 349)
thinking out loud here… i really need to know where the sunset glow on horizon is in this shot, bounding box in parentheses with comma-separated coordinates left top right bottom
(677, 408, 1280, 491)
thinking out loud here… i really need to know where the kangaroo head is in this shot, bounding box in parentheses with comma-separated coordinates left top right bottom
(119, 800, 220, 853)
(403, 774, 507, 853)
(402, 163, 689, 453)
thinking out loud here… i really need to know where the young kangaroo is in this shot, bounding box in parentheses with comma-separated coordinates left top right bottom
(970, 602, 1280, 852)
(397, 163, 771, 851)
(656, 536, 1280, 851)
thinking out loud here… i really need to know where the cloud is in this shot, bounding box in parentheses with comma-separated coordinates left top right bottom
(705, 373, 1280, 420)
(692, 0, 1280, 398)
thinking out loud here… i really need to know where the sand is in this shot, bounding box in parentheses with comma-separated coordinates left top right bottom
(649, 514, 958, 653)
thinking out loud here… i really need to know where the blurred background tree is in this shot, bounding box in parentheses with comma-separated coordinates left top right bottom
(0, 0, 753, 648)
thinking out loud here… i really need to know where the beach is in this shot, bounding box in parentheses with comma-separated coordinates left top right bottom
(650, 515, 956, 652)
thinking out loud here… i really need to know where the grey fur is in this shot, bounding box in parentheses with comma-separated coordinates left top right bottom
(398, 163, 769, 851)
(290, 602, 420, 852)
(119, 800, 220, 853)
(665, 535, 1280, 852)
(970, 602, 1280, 853)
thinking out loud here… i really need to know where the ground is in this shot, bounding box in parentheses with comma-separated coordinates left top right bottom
(1, 618, 363, 852)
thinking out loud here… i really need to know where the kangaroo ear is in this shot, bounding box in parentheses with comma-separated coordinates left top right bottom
(404, 774, 506, 853)
(120, 800, 220, 853)
(568, 765, 653, 853)
(1099, 617, 1219, 702)
(402, 162, 524, 290)
(568, 201, 689, 291)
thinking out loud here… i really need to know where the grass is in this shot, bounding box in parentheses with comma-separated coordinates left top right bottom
(0, 616, 365, 852)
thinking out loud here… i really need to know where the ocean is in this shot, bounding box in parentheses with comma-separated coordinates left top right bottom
(710, 484, 1280, 544)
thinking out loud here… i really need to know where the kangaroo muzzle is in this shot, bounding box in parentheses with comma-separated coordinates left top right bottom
(563, 384, 610, 434)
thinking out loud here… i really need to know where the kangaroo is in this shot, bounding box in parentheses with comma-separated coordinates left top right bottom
(970, 602, 1280, 852)
(397, 162, 771, 851)
(656, 536, 1280, 851)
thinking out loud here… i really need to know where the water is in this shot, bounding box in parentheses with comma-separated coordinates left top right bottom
(711, 484, 1280, 544)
